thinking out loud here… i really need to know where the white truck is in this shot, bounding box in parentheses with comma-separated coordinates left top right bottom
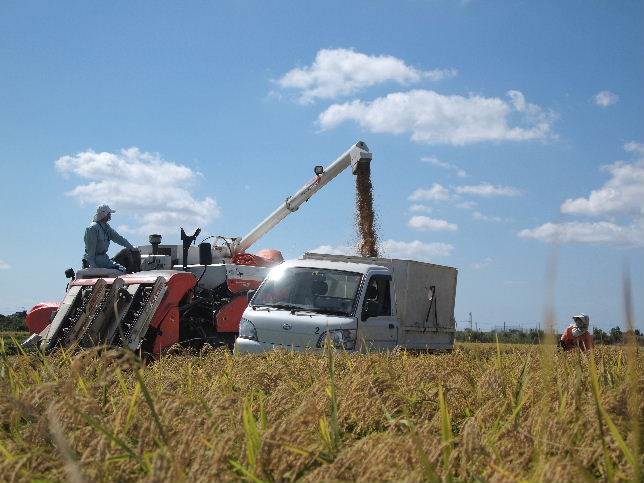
(234, 253, 458, 353)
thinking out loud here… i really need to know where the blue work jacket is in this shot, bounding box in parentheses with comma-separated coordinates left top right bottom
(84, 222, 133, 268)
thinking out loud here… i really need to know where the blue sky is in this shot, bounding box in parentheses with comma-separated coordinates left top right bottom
(1, 1, 642, 331)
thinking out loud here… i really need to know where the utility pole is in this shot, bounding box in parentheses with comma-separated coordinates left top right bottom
(469, 312, 473, 331)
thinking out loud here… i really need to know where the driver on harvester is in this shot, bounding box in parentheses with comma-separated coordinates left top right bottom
(84, 204, 135, 273)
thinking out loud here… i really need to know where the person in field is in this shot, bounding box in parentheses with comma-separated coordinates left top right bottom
(560, 314, 593, 351)
(84, 204, 135, 272)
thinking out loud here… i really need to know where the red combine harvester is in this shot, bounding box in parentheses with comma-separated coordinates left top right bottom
(24, 142, 372, 355)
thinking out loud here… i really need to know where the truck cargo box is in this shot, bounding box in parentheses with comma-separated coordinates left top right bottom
(303, 253, 458, 351)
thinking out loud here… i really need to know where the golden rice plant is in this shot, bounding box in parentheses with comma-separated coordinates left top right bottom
(0, 339, 642, 482)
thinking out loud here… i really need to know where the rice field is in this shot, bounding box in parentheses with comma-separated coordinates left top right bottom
(0, 340, 642, 482)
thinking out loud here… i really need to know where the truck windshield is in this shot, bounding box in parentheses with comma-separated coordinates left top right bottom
(252, 266, 363, 316)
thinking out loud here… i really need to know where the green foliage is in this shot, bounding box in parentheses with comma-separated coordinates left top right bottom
(457, 326, 644, 345)
(609, 326, 623, 343)
(0, 312, 27, 332)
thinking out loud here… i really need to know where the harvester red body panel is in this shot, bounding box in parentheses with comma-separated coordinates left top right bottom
(215, 295, 249, 333)
(26, 303, 60, 334)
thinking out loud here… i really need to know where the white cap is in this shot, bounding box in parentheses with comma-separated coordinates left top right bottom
(573, 313, 589, 328)
(93, 204, 116, 222)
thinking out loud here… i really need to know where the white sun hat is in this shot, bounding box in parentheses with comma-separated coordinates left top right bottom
(572, 313, 590, 335)
(93, 204, 116, 222)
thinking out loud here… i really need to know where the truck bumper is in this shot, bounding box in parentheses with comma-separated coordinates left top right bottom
(234, 338, 269, 353)
(234, 337, 318, 354)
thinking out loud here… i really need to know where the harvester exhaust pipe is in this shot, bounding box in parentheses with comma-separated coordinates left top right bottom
(235, 141, 372, 254)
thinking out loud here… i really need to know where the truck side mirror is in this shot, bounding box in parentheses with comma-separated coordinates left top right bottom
(247, 290, 256, 302)
(362, 299, 380, 320)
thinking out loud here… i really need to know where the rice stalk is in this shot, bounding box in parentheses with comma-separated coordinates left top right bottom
(47, 406, 85, 483)
(230, 392, 268, 482)
(77, 408, 150, 473)
(134, 368, 167, 446)
(622, 268, 642, 482)
(438, 385, 453, 470)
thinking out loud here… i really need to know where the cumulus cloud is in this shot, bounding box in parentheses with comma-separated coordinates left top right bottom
(309, 244, 357, 256)
(310, 239, 454, 260)
(455, 200, 477, 210)
(319, 89, 555, 145)
(409, 183, 451, 202)
(56, 147, 220, 236)
(518, 221, 644, 246)
(593, 90, 619, 107)
(409, 204, 433, 213)
(380, 239, 454, 260)
(277, 48, 457, 103)
(521, 142, 644, 247)
(408, 215, 458, 231)
(625, 141, 644, 155)
(507, 90, 526, 112)
(471, 257, 494, 270)
(0, 260, 10, 270)
(472, 211, 503, 222)
(561, 149, 644, 217)
(455, 183, 521, 197)
(421, 156, 467, 177)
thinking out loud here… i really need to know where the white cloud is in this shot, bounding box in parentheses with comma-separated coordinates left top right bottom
(319, 89, 555, 145)
(310, 244, 357, 256)
(521, 142, 644, 247)
(409, 183, 451, 201)
(310, 239, 454, 260)
(455, 200, 477, 210)
(0, 260, 10, 270)
(409, 204, 433, 213)
(593, 90, 619, 107)
(380, 239, 454, 260)
(507, 90, 526, 111)
(561, 145, 644, 216)
(408, 215, 458, 231)
(277, 48, 457, 103)
(456, 183, 521, 197)
(518, 221, 644, 246)
(624, 141, 644, 155)
(472, 211, 503, 222)
(56, 147, 220, 236)
(471, 257, 494, 270)
(421, 156, 467, 177)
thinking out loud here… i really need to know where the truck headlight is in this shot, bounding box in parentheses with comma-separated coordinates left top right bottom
(316, 329, 356, 350)
(239, 318, 258, 341)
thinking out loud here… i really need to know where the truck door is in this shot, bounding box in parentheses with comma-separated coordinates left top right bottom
(358, 274, 399, 351)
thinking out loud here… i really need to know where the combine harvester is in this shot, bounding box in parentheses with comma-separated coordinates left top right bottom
(24, 142, 374, 355)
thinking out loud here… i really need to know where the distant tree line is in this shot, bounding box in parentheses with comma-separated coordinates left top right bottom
(456, 326, 644, 345)
(0, 311, 27, 332)
(2, 311, 643, 345)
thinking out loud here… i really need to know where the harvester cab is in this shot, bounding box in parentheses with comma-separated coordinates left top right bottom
(24, 142, 373, 356)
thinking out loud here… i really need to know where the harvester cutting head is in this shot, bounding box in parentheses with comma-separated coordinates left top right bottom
(33, 270, 196, 355)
